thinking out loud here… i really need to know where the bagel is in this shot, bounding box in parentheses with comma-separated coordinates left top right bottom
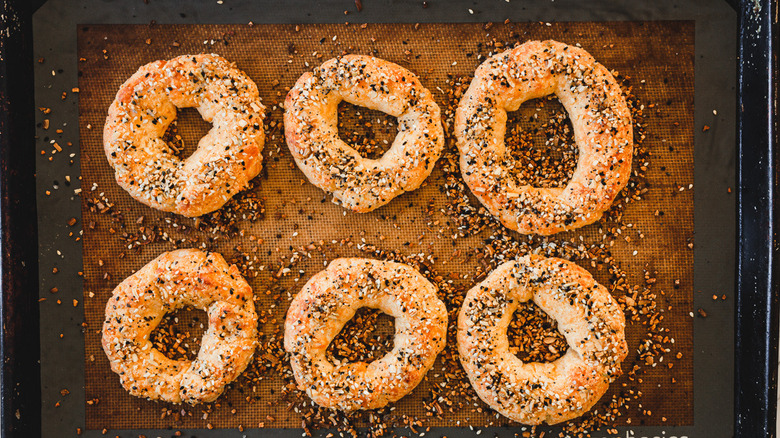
(104, 54, 265, 217)
(284, 55, 444, 212)
(101, 249, 258, 404)
(284, 258, 448, 411)
(455, 40, 633, 235)
(457, 255, 628, 425)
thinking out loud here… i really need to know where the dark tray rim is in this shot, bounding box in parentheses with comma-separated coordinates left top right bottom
(1, 0, 776, 437)
(733, 0, 779, 435)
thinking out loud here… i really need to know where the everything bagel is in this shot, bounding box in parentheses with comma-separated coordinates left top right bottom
(284, 258, 448, 411)
(458, 255, 628, 425)
(455, 40, 633, 235)
(284, 55, 444, 212)
(102, 249, 258, 404)
(104, 54, 265, 217)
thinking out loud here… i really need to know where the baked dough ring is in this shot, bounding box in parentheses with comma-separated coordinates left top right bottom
(284, 55, 444, 212)
(457, 255, 628, 425)
(455, 40, 633, 235)
(104, 54, 265, 217)
(102, 249, 257, 404)
(284, 258, 448, 411)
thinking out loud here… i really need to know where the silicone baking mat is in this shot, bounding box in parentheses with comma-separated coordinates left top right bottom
(77, 21, 694, 431)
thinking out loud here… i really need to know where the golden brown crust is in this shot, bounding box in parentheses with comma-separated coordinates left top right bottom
(454, 40, 633, 235)
(104, 54, 265, 217)
(457, 255, 628, 425)
(284, 55, 444, 212)
(284, 258, 448, 411)
(101, 249, 258, 404)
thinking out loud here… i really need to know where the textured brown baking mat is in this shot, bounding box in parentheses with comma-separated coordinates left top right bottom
(77, 21, 693, 431)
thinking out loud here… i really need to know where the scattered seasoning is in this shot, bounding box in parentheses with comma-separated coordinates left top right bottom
(63, 23, 692, 435)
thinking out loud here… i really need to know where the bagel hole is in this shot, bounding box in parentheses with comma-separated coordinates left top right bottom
(326, 307, 395, 364)
(149, 306, 207, 362)
(162, 107, 213, 160)
(505, 96, 579, 188)
(337, 102, 397, 160)
(507, 301, 568, 363)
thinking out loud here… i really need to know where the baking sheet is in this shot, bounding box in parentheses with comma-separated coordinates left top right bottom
(75, 21, 694, 432)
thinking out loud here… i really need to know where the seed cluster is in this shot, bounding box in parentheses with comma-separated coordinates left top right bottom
(337, 102, 398, 160)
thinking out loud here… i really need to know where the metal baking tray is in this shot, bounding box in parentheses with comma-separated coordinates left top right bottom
(0, 0, 775, 437)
